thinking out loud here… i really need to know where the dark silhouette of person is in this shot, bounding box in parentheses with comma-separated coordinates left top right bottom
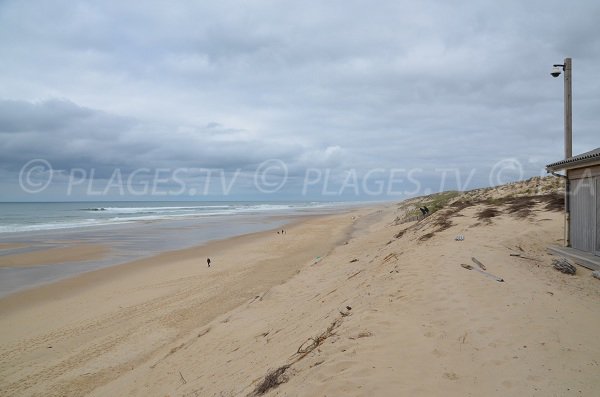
(423, 206, 429, 214)
(207, 258, 211, 267)
(419, 207, 427, 216)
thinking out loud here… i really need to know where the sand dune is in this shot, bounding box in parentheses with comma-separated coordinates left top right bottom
(1, 182, 599, 396)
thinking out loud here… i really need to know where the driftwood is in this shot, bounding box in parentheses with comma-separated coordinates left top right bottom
(461, 263, 504, 282)
(471, 257, 486, 270)
(510, 253, 538, 261)
(346, 270, 363, 280)
(552, 258, 576, 275)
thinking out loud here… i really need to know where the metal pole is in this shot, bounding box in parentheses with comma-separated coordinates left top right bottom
(565, 178, 570, 247)
(563, 57, 572, 247)
(564, 57, 572, 159)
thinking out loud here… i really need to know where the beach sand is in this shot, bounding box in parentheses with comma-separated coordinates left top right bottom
(0, 243, 28, 250)
(0, 244, 110, 268)
(1, 191, 599, 396)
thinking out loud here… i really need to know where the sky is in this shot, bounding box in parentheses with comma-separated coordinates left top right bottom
(0, 0, 598, 201)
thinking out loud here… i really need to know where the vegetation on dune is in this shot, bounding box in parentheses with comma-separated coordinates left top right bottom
(418, 191, 461, 214)
(392, 176, 565, 241)
(402, 190, 461, 219)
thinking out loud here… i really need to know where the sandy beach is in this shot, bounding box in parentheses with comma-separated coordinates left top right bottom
(3, 2, 600, 396)
(0, 243, 28, 250)
(0, 244, 110, 268)
(1, 181, 599, 396)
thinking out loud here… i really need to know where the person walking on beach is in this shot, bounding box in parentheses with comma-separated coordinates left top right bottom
(207, 258, 211, 268)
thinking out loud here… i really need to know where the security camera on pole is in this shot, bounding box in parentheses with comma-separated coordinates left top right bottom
(550, 57, 572, 247)
(550, 58, 572, 160)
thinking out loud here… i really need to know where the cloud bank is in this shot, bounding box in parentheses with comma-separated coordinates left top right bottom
(0, 0, 598, 200)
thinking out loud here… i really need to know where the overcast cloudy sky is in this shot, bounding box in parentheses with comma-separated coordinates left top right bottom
(0, 0, 598, 201)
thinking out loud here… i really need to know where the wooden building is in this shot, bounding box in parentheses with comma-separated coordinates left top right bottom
(546, 147, 600, 269)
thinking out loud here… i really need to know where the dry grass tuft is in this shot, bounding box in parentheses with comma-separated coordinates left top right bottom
(432, 216, 453, 231)
(248, 317, 345, 396)
(476, 207, 500, 221)
(295, 318, 342, 359)
(429, 201, 473, 233)
(450, 200, 475, 211)
(505, 196, 536, 218)
(394, 229, 406, 239)
(250, 365, 291, 396)
(540, 193, 564, 211)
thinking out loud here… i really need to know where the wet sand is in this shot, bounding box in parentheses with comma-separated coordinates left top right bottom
(0, 213, 301, 297)
(0, 244, 110, 268)
(0, 243, 28, 250)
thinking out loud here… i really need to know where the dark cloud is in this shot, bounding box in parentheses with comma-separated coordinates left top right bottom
(0, 0, 598, 200)
(0, 99, 304, 176)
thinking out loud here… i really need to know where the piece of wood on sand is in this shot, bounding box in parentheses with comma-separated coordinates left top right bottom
(460, 263, 504, 282)
(509, 253, 538, 261)
(471, 257, 486, 270)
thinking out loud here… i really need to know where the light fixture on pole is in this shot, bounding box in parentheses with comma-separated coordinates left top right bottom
(550, 58, 572, 159)
(550, 57, 572, 248)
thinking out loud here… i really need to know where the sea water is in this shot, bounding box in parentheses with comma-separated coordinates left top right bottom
(0, 201, 350, 296)
(0, 201, 340, 234)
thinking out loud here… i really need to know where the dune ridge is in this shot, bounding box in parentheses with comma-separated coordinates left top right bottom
(1, 177, 599, 396)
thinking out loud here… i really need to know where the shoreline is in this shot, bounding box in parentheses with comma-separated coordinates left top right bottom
(0, 216, 297, 309)
(0, 207, 371, 314)
(0, 204, 368, 298)
(2, 191, 598, 396)
(0, 205, 376, 396)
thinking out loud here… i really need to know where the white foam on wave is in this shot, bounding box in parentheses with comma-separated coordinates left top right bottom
(1, 202, 340, 234)
(83, 205, 232, 213)
(0, 218, 127, 233)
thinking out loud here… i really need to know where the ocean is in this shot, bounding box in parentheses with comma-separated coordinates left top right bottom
(0, 201, 340, 234)
(0, 201, 351, 297)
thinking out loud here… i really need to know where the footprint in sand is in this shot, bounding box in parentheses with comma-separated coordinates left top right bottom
(443, 372, 459, 380)
(477, 326, 493, 335)
(502, 380, 512, 388)
(432, 348, 447, 357)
